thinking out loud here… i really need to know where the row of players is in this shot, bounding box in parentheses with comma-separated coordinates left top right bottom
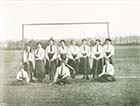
(16, 38, 115, 85)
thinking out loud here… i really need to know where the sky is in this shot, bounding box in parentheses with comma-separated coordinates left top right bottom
(1, 0, 140, 42)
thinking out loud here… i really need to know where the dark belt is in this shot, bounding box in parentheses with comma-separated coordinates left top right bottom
(72, 54, 77, 59)
(82, 53, 87, 56)
(48, 53, 54, 60)
(95, 54, 100, 57)
(106, 52, 111, 56)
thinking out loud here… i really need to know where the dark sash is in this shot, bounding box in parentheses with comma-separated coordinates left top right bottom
(72, 54, 77, 59)
(48, 53, 54, 60)
(82, 53, 87, 56)
(106, 52, 111, 56)
(95, 54, 100, 58)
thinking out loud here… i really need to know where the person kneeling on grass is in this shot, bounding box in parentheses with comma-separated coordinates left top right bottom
(16, 65, 29, 85)
(97, 59, 116, 82)
(50, 61, 71, 86)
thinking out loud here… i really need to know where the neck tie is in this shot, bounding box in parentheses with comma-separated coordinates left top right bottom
(97, 45, 99, 52)
(50, 45, 52, 52)
(83, 45, 85, 51)
(62, 46, 64, 50)
(27, 52, 29, 60)
(61, 66, 63, 75)
(21, 71, 24, 79)
(105, 65, 108, 72)
(36, 49, 39, 55)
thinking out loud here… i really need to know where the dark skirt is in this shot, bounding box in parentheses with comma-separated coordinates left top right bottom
(45, 59, 57, 81)
(23, 61, 33, 81)
(35, 60, 45, 81)
(79, 57, 90, 75)
(91, 58, 103, 78)
(56, 75, 70, 85)
(67, 58, 79, 78)
(96, 74, 116, 82)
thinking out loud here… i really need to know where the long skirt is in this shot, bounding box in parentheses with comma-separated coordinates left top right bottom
(45, 59, 57, 81)
(67, 59, 79, 78)
(35, 60, 45, 82)
(23, 61, 33, 81)
(91, 58, 103, 78)
(56, 75, 70, 85)
(79, 57, 90, 79)
(96, 74, 116, 82)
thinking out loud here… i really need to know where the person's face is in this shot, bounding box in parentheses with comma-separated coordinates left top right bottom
(82, 40, 87, 45)
(37, 43, 41, 48)
(106, 40, 110, 45)
(61, 41, 65, 46)
(49, 40, 54, 45)
(96, 41, 100, 45)
(72, 41, 76, 45)
(105, 60, 109, 64)
(26, 46, 30, 51)
(20, 67, 24, 72)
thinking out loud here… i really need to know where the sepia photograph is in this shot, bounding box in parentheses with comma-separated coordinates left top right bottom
(0, 0, 140, 106)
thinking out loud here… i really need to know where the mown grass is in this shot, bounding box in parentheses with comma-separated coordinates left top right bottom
(1, 46, 140, 106)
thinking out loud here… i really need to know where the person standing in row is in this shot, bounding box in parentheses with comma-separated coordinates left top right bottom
(34, 42, 45, 82)
(103, 38, 115, 64)
(91, 39, 103, 79)
(45, 39, 58, 81)
(68, 40, 80, 78)
(79, 39, 90, 80)
(23, 44, 34, 81)
(58, 40, 68, 65)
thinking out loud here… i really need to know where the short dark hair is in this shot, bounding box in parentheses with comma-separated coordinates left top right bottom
(105, 38, 112, 42)
(82, 39, 87, 42)
(95, 39, 101, 42)
(48, 39, 54, 42)
(60, 39, 65, 43)
(71, 40, 75, 44)
(36, 42, 42, 46)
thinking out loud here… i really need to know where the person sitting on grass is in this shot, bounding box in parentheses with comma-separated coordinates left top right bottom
(97, 59, 116, 82)
(16, 65, 29, 85)
(50, 61, 71, 86)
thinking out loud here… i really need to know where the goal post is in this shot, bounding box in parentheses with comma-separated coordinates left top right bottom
(21, 22, 110, 63)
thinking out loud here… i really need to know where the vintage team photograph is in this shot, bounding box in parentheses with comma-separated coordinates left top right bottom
(0, 0, 140, 106)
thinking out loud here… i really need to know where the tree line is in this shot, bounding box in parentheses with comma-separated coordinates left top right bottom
(1, 35, 140, 50)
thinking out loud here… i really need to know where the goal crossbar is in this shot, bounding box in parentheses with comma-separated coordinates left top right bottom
(21, 21, 110, 63)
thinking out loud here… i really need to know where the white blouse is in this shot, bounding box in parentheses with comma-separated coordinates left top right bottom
(91, 45, 103, 59)
(79, 45, 90, 57)
(103, 44, 115, 57)
(34, 48, 45, 60)
(45, 45, 58, 60)
(23, 51, 34, 63)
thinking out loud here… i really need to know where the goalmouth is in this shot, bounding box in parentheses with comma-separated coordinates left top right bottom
(21, 22, 110, 63)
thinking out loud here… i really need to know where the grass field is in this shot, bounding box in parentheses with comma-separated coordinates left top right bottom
(1, 45, 140, 106)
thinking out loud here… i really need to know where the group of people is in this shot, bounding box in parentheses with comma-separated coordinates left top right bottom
(16, 38, 116, 85)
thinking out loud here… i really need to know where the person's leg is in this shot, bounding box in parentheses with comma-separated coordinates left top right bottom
(97, 58, 103, 77)
(98, 75, 108, 82)
(106, 75, 116, 82)
(85, 58, 89, 80)
(91, 59, 96, 79)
